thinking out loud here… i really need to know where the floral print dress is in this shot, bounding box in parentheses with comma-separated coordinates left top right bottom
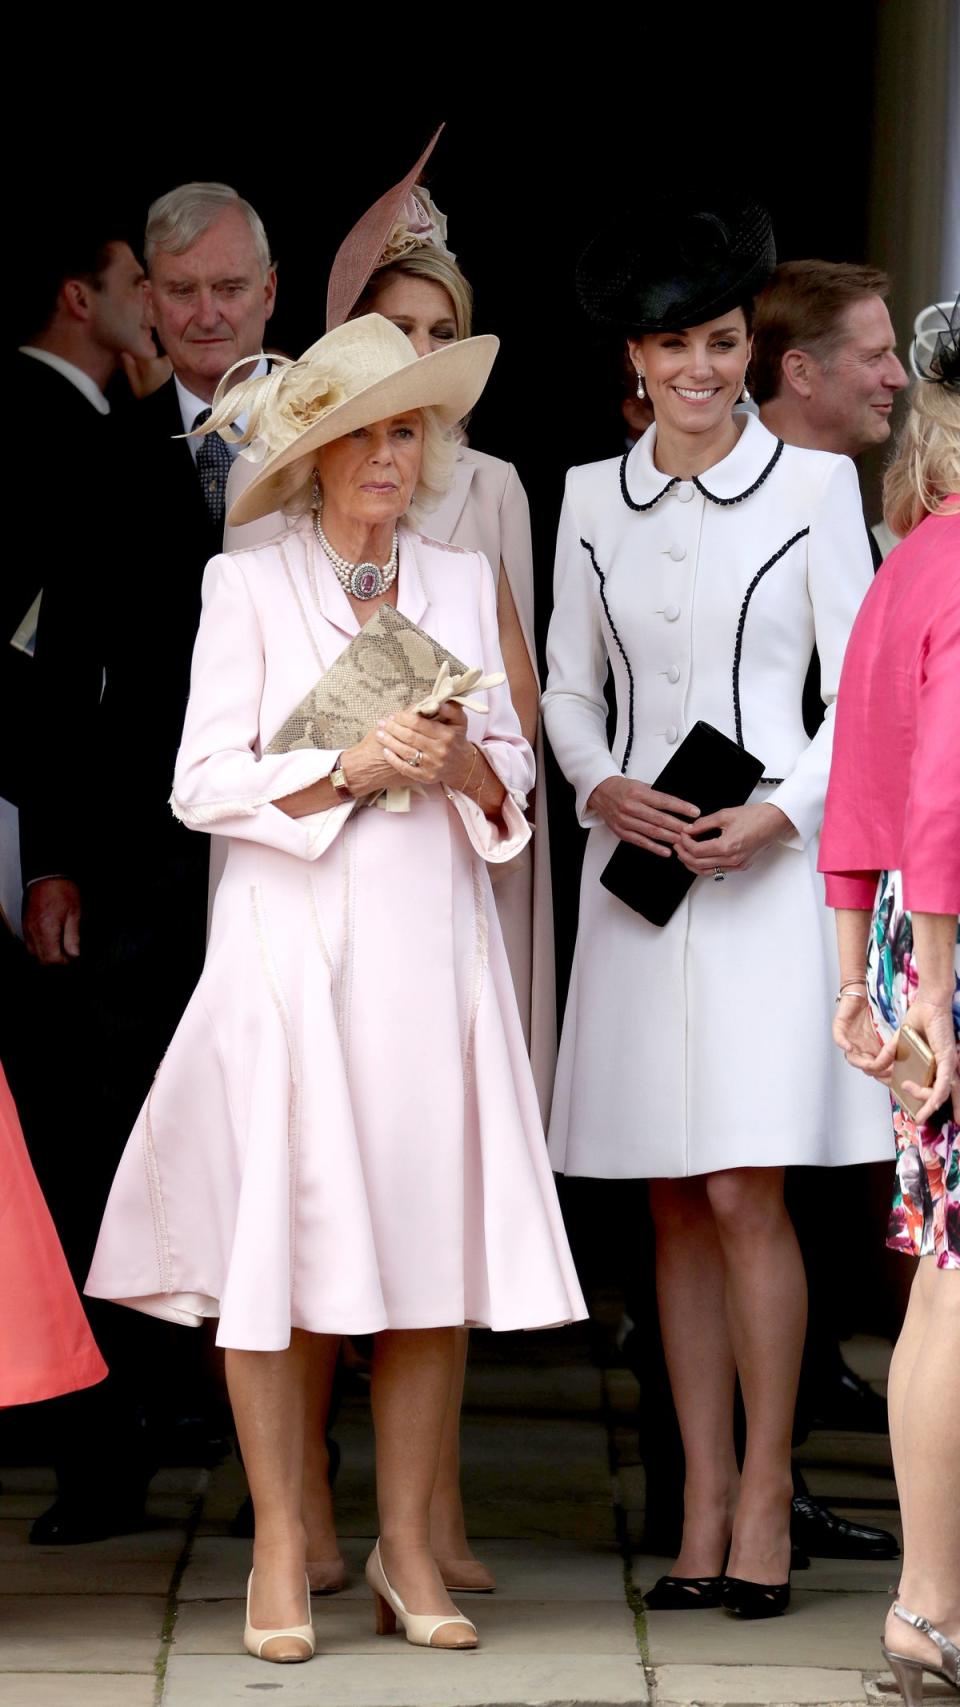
(867, 869, 960, 1269)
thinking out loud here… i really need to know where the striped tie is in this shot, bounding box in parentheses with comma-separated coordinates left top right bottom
(193, 407, 232, 530)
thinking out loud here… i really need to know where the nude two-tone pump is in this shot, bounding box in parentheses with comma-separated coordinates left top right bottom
(243, 1569, 316, 1662)
(365, 1539, 478, 1649)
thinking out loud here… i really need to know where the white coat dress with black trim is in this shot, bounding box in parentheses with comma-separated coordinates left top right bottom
(542, 413, 892, 1179)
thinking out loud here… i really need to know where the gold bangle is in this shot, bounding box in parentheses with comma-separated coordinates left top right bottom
(462, 743, 481, 798)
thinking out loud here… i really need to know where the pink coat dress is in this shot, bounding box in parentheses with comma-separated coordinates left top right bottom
(222, 446, 557, 1122)
(84, 520, 585, 1350)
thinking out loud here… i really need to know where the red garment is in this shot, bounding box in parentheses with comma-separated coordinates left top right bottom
(819, 508, 960, 912)
(0, 1063, 107, 1406)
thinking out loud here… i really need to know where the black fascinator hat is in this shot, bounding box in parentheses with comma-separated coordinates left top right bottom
(910, 294, 960, 390)
(576, 197, 776, 334)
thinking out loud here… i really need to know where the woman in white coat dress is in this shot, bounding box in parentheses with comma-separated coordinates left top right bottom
(85, 316, 585, 1663)
(543, 202, 891, 1620)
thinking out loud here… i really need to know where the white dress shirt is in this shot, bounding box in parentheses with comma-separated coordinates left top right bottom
(175, 358, 268, 463)
(19, 346, 110, 414)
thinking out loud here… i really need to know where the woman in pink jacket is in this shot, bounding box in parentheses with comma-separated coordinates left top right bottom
(819, 301, 959, 1704)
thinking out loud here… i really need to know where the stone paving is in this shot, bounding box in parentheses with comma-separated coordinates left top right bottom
(0, 1330, 937, 1706)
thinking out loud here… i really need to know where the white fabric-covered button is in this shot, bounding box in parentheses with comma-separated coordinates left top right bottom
(665, 724, 679, 743)
(676, 482, 695, 503)
(664, 603, 681, 622)
(666, 664, 681, 683)
(668, 543, 686, 561)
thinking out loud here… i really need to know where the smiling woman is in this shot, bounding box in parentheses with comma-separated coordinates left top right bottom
(544, 196, 893, 1622)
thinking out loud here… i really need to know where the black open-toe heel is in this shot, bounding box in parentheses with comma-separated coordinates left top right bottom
(720, 1573, 791, 1619)
(644, 1574, 724, 1610)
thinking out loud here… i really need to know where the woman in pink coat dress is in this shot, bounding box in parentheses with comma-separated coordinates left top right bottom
(819, 303, 959, 1703)
(85, 315, 584, 1666)
(222, 133, 555, 1595)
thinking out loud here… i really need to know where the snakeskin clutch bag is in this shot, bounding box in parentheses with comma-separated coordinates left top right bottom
(266, 604, 470, 754)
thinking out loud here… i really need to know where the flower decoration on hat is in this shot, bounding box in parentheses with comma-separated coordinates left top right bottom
(380, 185, 454, 268)
(189, 353, 349, 460)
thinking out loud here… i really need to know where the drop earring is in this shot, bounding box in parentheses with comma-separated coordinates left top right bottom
(635, 371, 646, 400)
(740, 379, 751, 402)
(311, 468, 322, 511)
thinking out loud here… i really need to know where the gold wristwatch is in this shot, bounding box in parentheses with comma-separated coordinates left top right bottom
(329, 753, 352, 803)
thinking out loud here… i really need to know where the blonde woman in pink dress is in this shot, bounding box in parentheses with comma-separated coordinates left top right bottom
(85, 315, 585, 1666)
(820, 303, 959, 1703)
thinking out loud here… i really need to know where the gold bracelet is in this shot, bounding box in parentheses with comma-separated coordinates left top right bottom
(470, 747, 487, 806)
(462, 743, 481, 798)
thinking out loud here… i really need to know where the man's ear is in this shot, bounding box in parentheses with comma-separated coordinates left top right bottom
(144, 279, 158, 329)
(60, 278, 93, 324)
(781, 347, 815, 401)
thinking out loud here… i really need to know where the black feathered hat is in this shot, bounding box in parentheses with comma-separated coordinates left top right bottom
(576, 198, 776, 334)
(910, 294, 960, 391)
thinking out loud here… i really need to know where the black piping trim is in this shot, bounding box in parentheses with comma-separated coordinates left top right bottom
(620, 437, 785, 513)
(694, 437, 784, 506)
(581, 538, 635, 772)
(620, 455, 678, 512)
(732, 528, 810, 747)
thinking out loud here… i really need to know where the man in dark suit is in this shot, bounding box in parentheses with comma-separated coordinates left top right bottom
(18, 184, 276, 1543)
(751, 260, 908, 1564)
(3, 222, 154, 818)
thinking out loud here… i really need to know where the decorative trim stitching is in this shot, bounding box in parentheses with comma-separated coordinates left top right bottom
(141, 1084, 172, 1294)
(462, 866, 489, 1096)
(279, 536, 324, 670)
(250, 881, 302, 1278)
(732, 528, 810, 747)
(581, 538, 635, 772)
(620, 437, 785, 513)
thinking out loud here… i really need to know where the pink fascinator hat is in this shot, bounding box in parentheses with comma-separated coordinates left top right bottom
(325, 125, 453, 332)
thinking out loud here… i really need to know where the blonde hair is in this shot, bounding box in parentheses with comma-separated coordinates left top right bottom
(258, 405, 457, 531)
(357, 250, 474, 340)
(882, 380, 960, 537)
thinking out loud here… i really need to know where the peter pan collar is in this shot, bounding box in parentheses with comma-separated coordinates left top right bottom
(620, 412, 784, 513)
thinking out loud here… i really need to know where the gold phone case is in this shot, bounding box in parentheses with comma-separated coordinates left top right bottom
(891, 1023, 936, 1121)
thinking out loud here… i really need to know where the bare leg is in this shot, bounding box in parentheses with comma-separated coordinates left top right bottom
(428, 1328, 495, 1589)
(301, 1334, 345, 1590)
(649, 1177, 740, 1580)
(883, 1259, 960, 1669)
(226, 1329, 329, 1658)
(885, 1259, 927, 1569)
(707, 1167, 806, 1585)
(372, 1327, 471, 1644)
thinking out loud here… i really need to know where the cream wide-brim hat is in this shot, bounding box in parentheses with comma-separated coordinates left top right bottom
(224, 314, 498, 526)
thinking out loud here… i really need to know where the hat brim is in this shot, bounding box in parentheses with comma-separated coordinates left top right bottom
(227, 333, 499, 526)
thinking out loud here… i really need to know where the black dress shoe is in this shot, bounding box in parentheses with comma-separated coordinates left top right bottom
(721, 1573, 791, 1618)
(644, 1574, 724, 1610)
(29, 1495, 147, 1546)
(813, 1366, 890, 1432)
(790, 1494, 899, 1560)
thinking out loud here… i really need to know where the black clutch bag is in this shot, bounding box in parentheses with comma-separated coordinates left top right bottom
(599, 721, 765, 926)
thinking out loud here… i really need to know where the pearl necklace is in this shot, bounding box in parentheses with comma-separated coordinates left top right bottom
(313, 509, 399, 600)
